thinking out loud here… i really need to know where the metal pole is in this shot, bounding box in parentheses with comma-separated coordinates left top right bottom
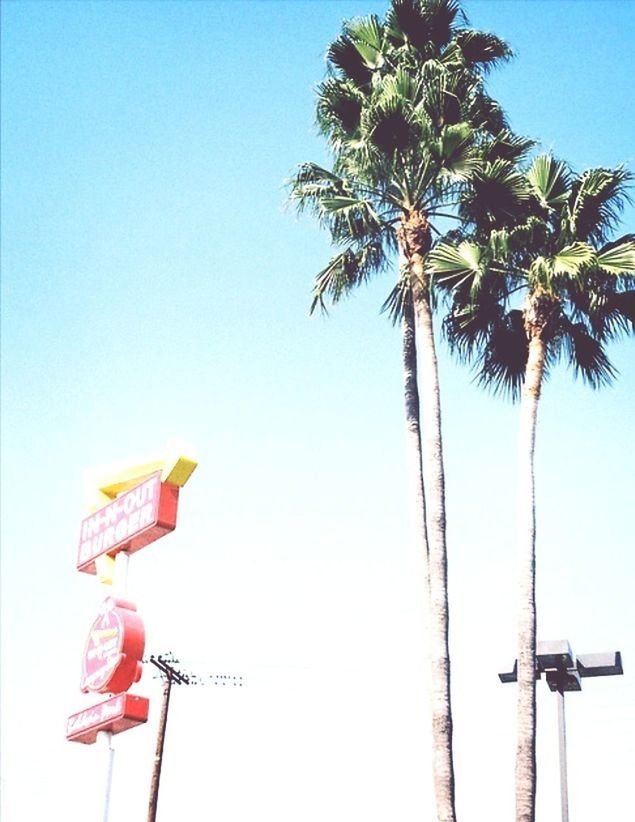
(98, 731, 115, 822)
(99, 550, 130, 822)
(113, 550, 130, 597)
(147, 672, 173, 822)
(556, 687, 569, 822)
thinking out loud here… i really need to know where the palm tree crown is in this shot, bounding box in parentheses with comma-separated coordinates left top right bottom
(431, 155, 635, 395)
(289, 0, 525, 315)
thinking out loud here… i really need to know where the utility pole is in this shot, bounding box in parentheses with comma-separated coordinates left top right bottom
(146, 653, 243, 822)
(147, 655, 190, 822)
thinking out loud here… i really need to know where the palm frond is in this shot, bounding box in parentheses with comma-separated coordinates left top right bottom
(480, 129, 536, 164)
(566, 268, 635, 340)
(287, 163, 351, 215)
(460, 158, 529, 230)
(444, 298, 529, 398)
(316, 78, 364, 140)
(310, 236, 391, 313)
(389, 0, 462, 54)
(608, 290, 635, 329)
(346, 15, 386, 69)
(526, 154, 571, 212)
(428, 239, 484, 286)
(596, 237, 635, 274)
(378, 65, 421, 107)
(415, 61, 462, 128)
(433, 122, 477, 180)
(560, 318, 617, 388)
(288, 163, 400, 250)
(486, 228, 511, 261)
(507, 215, 550, 255)
(327, 32, 374, 86)
(567, 167, 633, 244)
(552, 242, 596, 276)
(442, 283, 507, 358)
(455, 29, 512, 72)
(381, 270, 413, 324)
(321, 195, 388, 243)
(288, 164, 345, 210)
(364, 96, 416, 155)
(468, 92, 508, 134)
(474, 309, 528, 400)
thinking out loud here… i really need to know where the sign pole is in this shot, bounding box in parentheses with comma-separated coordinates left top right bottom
(98, 730, 115, 822)
(113, 551, 130, 597)
(98, 550, 130, 822)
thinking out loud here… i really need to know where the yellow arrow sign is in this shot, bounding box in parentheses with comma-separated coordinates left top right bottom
(83, 440, 198, 584)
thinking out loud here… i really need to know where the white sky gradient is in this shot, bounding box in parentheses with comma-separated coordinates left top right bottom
(1, 2, 633, 821)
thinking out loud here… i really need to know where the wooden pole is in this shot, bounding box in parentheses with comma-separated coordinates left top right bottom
(147, 672, 173, 822)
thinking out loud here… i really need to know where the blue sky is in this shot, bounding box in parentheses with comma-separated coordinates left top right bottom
(1, 2, 634, 821)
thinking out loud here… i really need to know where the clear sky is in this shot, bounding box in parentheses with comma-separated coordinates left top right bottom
(1, 1, 633, 821)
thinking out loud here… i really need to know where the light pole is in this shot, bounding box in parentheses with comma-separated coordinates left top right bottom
(499, 639, 623, 822)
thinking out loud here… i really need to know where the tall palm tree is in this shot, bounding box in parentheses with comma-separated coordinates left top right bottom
(429, 155, 635, 822)
(289, 3, 520, 819)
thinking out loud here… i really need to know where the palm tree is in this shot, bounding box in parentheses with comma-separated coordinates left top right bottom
(429, 155, 635, 822)
(289, 3, 520, 819)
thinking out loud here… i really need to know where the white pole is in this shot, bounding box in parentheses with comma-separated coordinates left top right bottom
(99, 550, 131, 822)
(557, 687, 569, 822)
(113, 550, 130, 597)
(97, 730, 115, 822)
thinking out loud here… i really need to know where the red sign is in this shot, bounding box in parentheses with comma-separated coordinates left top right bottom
(80, 598, 145, 694)
(77, 472, 179, 574)
(67, 693, 149, 744)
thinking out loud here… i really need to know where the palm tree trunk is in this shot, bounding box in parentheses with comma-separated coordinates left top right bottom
(398, 208, 456, 822)
(401, 293, 430, 588)
(515, 332, 546, 822)
(414, 287, 456, 822)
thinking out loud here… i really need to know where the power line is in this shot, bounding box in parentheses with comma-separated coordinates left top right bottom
(144, 653, 244, 687)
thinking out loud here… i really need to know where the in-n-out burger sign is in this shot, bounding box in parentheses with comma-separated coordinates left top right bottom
(77, 472, 179, 574)
(68, 452, 196, 747)
(81, 597, 145, 694)
(67, 598, 147, 745)
(66, 693, 150, 744)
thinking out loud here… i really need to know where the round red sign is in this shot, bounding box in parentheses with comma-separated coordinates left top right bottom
(80, 597, 145, 695)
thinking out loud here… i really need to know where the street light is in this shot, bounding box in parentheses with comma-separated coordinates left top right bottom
(499, 640, 623, 822)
